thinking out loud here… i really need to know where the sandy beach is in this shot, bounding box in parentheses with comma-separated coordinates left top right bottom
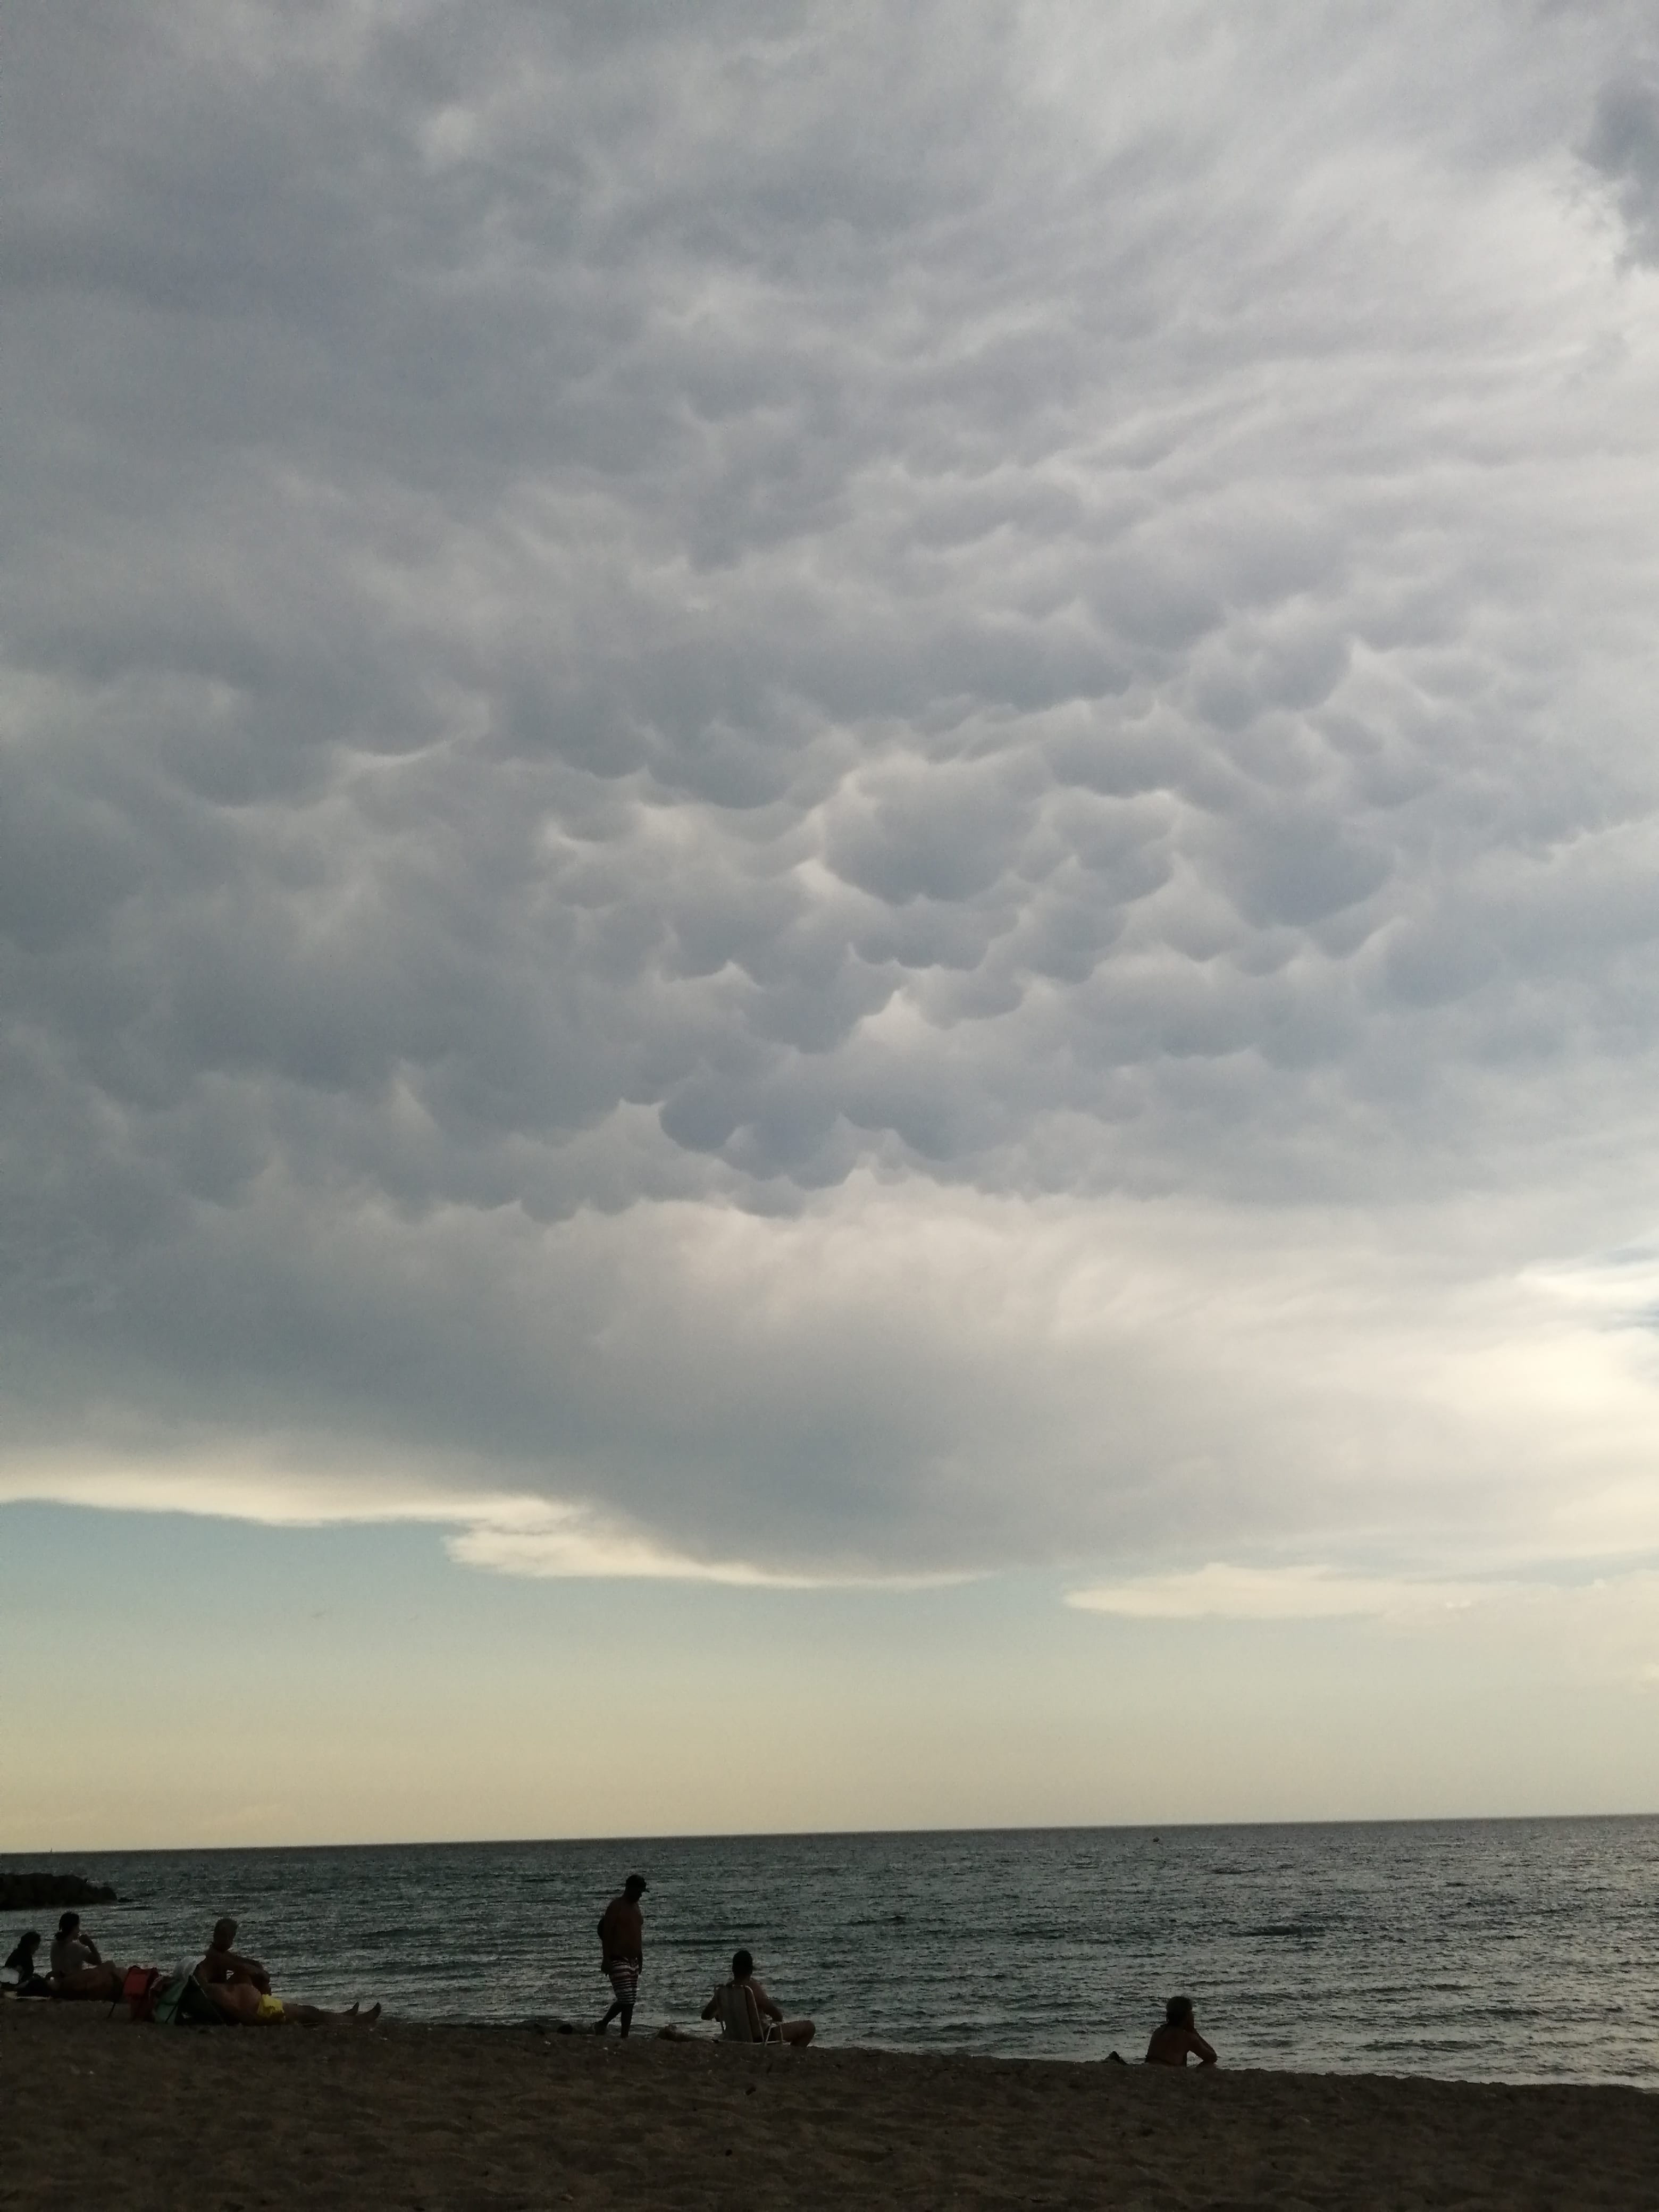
(4, 2000, 1655, 2210)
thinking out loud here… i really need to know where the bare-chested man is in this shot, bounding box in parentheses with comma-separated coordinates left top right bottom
(194, 1917, 379, 2026)
(1144, 1994, 1217, 2066)
(198, 1917, 271, 1993)
(593, 1874, 647, 2037)
(701, 1949, 815, 2046)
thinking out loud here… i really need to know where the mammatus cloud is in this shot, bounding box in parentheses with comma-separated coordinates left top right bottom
(1585, 74, 1659, 265)
(5, 2, 1659, 1622)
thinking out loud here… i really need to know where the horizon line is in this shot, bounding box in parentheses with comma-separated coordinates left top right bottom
(5, 1807, 1657, 1859)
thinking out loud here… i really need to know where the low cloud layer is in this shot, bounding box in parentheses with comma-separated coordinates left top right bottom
(6, 1, 1659, 1602)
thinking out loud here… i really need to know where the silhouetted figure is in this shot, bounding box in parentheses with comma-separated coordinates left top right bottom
(594, 1874, 647, 2036)
(4, 1931, 49, 1997)
(48, 1912, 124, 2001)
(702, 1948, 815, 2046)
(198, 1916, 272, 1992)
(1145, 1993, 1217, 2066)
(194, 1916, 379, 2025)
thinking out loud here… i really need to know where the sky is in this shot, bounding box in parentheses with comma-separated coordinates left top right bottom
(7, 0, 1659, 1847)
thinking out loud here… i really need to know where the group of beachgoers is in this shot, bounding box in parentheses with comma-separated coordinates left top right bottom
(594, 1870, 1218, 2065)
(3, 1912, 379, 2027)
(594, 1872, 816, 2047)
(6, 1878, 1216, 2065)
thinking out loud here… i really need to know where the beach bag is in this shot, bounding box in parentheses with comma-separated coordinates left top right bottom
(123, 1966, 163, 2022)
(151, 1975, 222, 2027)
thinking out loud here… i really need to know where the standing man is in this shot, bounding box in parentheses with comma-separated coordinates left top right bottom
(593, 1873, 647, 2037)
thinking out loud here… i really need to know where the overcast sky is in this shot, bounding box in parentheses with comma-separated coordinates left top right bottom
(8, 0, 1659, 1842)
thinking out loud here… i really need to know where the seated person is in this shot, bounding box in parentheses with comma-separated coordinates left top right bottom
(48, 1912, 125, 2002)
(198, 1916, 272, 1993)
(193, 1918, 379, 2027)
(702, 1949, 815, 2047)
(1144, 1994, 1217, 2066)
(4, 1931, 51, 1997)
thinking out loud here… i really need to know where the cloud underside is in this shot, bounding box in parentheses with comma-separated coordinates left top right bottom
(0, 1451, 934, 1587)
(8, 1180, 1659, 1596)
(5, 2, 1659, 1595)
(1068, 1563, 1511, 1620)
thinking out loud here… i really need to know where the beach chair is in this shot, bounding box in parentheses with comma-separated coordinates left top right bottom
(150, 1975, 223, 2027)
(712, 1980, 780, 2045)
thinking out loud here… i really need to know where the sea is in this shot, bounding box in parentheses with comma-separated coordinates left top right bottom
(5, 1818, 1657, 2085)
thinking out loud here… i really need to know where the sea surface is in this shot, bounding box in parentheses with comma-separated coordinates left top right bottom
(5, 1819, 1657, 2084)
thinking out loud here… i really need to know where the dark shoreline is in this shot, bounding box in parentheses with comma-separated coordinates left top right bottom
(7, 1999, 1658, 2210)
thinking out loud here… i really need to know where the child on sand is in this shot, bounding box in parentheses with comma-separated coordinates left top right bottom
(4, 1932, 50, 1997)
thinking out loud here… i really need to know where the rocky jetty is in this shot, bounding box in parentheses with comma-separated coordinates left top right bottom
(0, 1872, 118, 1911)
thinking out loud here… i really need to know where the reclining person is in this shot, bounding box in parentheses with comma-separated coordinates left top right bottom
(194, 1917, 379, 2026)
(48, 1912, 125, 2002)
(702, 1950, 815, 2047)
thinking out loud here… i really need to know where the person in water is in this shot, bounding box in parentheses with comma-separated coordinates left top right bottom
(701, 1949, 816, 2046)
(194, 1917, 379, 2026)
(48, 1912, 125, 2001)
(1144, 1994, 1217, 2066)
(4, 1931, 50, 1997)
(594, 1874, 647, 2037)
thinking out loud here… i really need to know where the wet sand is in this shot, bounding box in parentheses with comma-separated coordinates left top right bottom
(4, 1998, 1655, 2210)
